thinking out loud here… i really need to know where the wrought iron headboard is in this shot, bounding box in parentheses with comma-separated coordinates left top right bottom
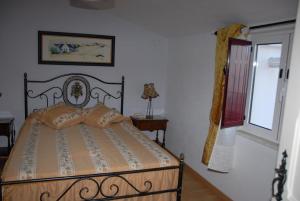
(24, 73, 124, 118)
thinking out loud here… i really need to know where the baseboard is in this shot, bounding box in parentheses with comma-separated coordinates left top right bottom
(164, 147, 232, 201)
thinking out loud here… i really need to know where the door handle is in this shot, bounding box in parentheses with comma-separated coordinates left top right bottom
(272, 150, 288, 201)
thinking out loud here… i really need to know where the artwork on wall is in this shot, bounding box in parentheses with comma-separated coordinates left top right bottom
(38, 31, 115, 66)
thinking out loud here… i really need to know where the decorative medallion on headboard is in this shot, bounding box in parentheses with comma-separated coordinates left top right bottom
(63, 76, 91, 107)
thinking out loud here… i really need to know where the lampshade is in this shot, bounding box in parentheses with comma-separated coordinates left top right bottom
(141, 83, 159, 99)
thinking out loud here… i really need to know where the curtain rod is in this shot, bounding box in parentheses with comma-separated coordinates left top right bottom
(214, 19, 296, 35)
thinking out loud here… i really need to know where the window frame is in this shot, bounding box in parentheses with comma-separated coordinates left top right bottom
(241, 31, 292, 143)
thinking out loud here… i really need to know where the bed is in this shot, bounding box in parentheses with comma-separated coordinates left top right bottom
(0, 73, 184, 201)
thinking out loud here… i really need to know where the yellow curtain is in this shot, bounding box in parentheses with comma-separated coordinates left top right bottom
(202, 24, 245, 165)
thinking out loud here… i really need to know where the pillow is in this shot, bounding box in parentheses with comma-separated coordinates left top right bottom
(27, 111, 42, 121)
(26, 102, 65, 121)
(38, 103, 83, 129)
(83, 104, 126, 128)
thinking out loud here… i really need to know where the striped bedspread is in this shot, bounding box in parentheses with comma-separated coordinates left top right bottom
(1, 118, 179, 201)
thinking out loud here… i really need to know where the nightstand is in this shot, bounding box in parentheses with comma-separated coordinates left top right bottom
(0, 113, 15, 158)
(130, 116, 168, 147)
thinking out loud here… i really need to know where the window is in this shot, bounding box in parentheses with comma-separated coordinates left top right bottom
(243, 32, 292, 142)
(221, 38, 252, 128)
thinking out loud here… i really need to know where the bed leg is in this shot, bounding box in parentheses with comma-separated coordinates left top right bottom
(0, 179, 3, 201)
(177, 153, 184, 201)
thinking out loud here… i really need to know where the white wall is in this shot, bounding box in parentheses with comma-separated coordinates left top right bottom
(166, 33, 278, 201)
(0, 0, 168, 131)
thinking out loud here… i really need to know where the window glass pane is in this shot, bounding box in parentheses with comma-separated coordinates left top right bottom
(249, 43, 282, 130)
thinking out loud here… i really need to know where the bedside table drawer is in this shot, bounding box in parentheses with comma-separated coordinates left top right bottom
(133, 120, 168, 131)
(0, 147, 10, 158)
(0, 124, 10, 136)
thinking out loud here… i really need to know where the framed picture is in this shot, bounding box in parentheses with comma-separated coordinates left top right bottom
(38, 31, 115, 66)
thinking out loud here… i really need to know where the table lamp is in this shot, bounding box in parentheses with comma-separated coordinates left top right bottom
(141, 83, 159, 119)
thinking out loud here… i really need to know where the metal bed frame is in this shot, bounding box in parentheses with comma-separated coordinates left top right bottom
(0, 73, 184, 201)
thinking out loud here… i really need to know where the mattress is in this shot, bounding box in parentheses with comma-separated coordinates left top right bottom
(1, 118, 179, 201)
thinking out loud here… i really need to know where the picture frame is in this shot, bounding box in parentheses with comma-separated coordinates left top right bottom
(38, 31, 115, 66)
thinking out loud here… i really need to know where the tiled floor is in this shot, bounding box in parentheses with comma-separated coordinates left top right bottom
(182, 167, 229, 201)
(0, 159, 228, 201)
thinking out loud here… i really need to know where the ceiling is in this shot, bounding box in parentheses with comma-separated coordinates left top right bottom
(105, 0, 298, 36)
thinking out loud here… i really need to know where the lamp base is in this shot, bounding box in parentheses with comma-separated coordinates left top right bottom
(145, 98, 153, 119)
